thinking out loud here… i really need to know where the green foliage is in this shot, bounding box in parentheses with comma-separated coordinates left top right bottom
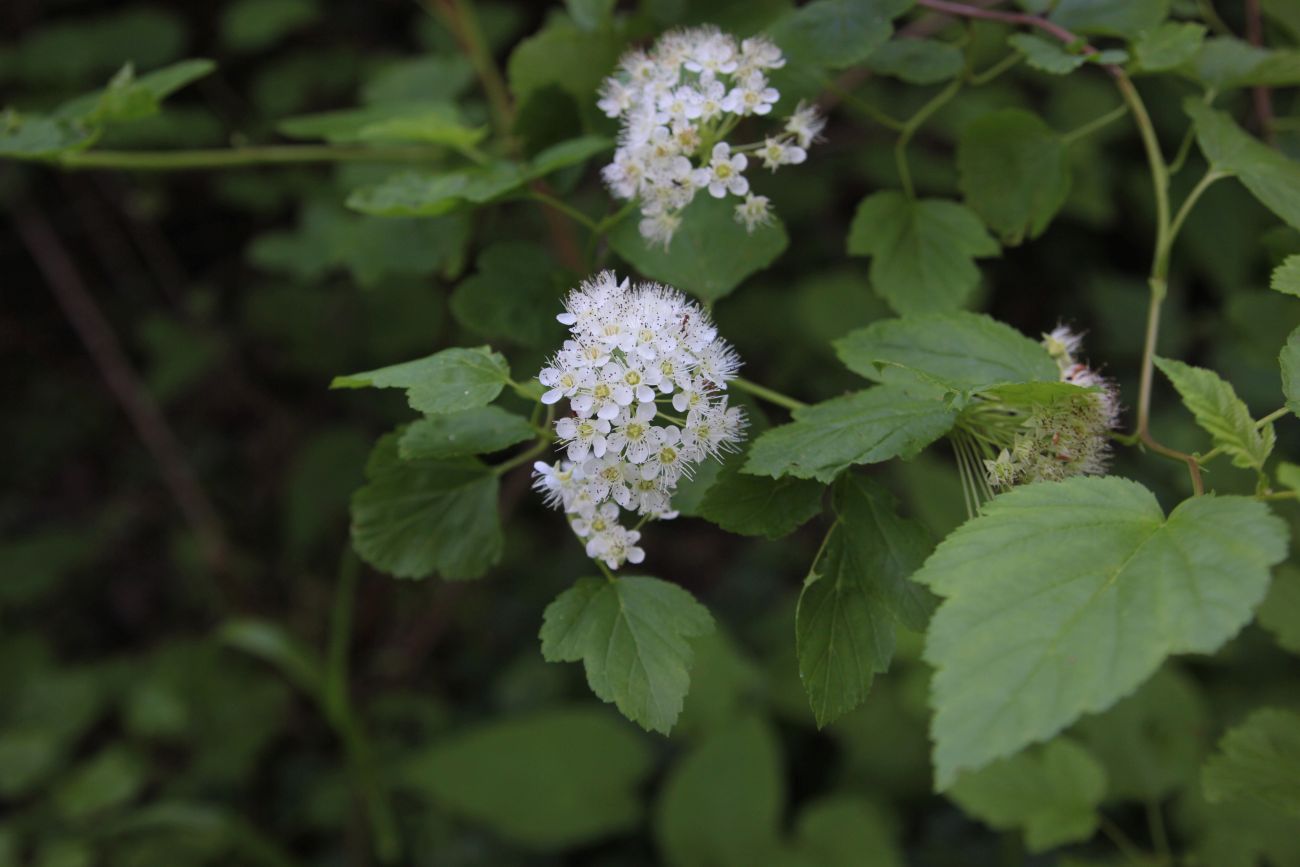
(866, 38, 964, 84)
(957, 109, 1070, 245)
(767, 0, 913, 70)
(221, 0, 318, 52)
(451, 241, 564, 347)
(1008, 33, 1087, 75)
(1272, 255, 1300, 298)
(1154, 356, 1274, 470)
(1132, 22, 1206, 72)
(655, 716, 783, 866)
(350, 433, 502, 580)
(1281, 328, 1300, 417)
(1258, 566, 1300, 655)
(916, 476, 1287, 788)
(540, 575, 715, 734)
(698, 450, 825, 539)
(1190, 38, 1300, 89)
(398, 407, 535, 460)
(836, 311, 1058, 392)
(846, 191, 999, 314)
(744, 387, 958, 482)
(948, 738, 1107, 852)
(1048, 0, 1169, 38)
(1187, 101, 1300, 231)
(1203, 709, 1300, 817)
(796, 475, 933, 726)
(332, 346, 510, 414)
(610, 194, 789, 302)
(401, 708, 652, 848)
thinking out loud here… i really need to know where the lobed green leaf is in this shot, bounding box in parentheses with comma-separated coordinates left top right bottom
(1154, 356, 1273, 470)
(331, 346, 510, 415)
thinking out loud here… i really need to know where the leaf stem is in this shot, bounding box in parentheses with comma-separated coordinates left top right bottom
(1060, 103, 1129, 146)
(820, 77, 906, 131)
(434, 0, 514, 135)
(1146, 800, 1172, 865)
(968, 52, 1022, 86)
(894, 77, 963, 199)
(1099, 815, 1150, 867)
(528, 189, 600, 232)
(1167, 168, 1227, 244)
(56, 144, 443, 171)
(730, 376, 807, 412)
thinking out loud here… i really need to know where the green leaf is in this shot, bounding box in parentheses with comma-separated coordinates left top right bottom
(1008, 33, 1087, 75)
(797, 475, 935, 727)
(450, 241, 564, 348)
(1072, 666, 1208, 801)
(1048, 0, 1169, 38)
(331, 346, 510, 415)
(398, 407, 535, 460)
(1271, 255, 1300, 298)
(744, 387, 959, 482)
(915, 476, 1288, 788)
(1190, 37, 1300, 89)
(540, 575, 715, 734)
(846, 191, 999, 315)
(1282, 327, 1300, 417)
(957, 109, 1070, 245)
(697, 452, 825, 539)
(54, 58, 216, 126)
(1132, 22, 1206, 72)
(53, 747, 147, 821)
(506, 18, 625, 107)
(402, 708, 652, 849)
(792, 796, 905, 867)
(1186, 100, 1300, 231)
(1258, 565, 1300, 655)
(0, 113, 97, 158)
(217, 618, 325, 697)
(654, 716, 784, 867)
(278, 100, 469, 144)
(948, 738, 1107, 853)
(835, 312, 1058, 393)
(610, 193, 789, 303)
(1154, 356, 1273, 470)
(566, 0, 617, 31)
(767, 0, 914, 70)
(1203, 709, 1300, 817)
(362, 56, 475, 105)
(866, 37, 964, 84)
(221, 0, 317, 52)
(354, 109, 487, 152)
(346, 163, 526, 217)
(530, 134, 614, 176)
(350, 434, 502, 580)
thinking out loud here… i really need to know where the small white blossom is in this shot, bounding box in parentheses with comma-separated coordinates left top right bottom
(533, 273, 747, 569)
(597, 26, 824, 247)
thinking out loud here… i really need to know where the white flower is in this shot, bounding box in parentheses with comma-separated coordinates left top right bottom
(697, 142, 749, 198)
(735, 194, 773, 233)
(759, 136, 806, 171)
(596, 26, 822, 246)
(533, 273, 747, 569)
(785, 101, 825, 149)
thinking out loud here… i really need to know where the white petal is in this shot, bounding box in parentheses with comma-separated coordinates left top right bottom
(557, 312, 577, 325)
(541, 388, 564, 405)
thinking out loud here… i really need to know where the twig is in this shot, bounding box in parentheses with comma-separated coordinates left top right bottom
(13, 206, 232, 572)
(1244, 0, 1276, 143)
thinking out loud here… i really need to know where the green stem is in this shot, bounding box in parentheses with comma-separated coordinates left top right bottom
(821, 77, 906, 131)
(596, 560, 617, 582)
(323, 551, 400, 864)
(57, 144, 444, 171)
(1146, 800, 1172, 865)
(493, 407, 556, 476)
(894, 78, 963, 199)
(1167, 168, 1226, 244)
(730, 376, 807, 412)
(445, 0, 514, 135)
(529, 190, 600, 232)
(1099, 815, 1150, 867)
(1060, 103, 1129, 145)
(968, 52, 1022, 86)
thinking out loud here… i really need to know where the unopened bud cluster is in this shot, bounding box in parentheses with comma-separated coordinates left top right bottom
(533, 272, 746, 570)
(598, 26, 824, 248)
(979, 326, 1120, 490)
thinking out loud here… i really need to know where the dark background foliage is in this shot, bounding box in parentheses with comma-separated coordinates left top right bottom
(1, 0, 1298, 865)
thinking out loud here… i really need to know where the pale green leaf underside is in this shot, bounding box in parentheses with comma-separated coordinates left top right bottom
(743, 387, 958, 483)
(949, 738, 1107, 853)
(835, 311, 1058, 393)
(1271, 255, 1300, 298)
(797, 476, 934, 727)
(397, 406, 534, 460)
(1203, 708, 1300, 817)
(402, 708, 652, 849)
(540, 575, 715, 735)
(1154, 356, 1273, 470)
(847, 191, 999, 315)
(915, 476, 1287, 789)
(332, 346, 509, 415)
(1281, 327, 1300, 417)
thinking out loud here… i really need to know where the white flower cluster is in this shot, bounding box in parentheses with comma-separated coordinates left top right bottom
(532, 272, 747, 570)
(598, 26, 825, 247)
(982, 326, 1120, 490)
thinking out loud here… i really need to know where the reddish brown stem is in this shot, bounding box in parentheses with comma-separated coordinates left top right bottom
(1244, 0, 1276, 142)
(13, 207, 233, 573)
